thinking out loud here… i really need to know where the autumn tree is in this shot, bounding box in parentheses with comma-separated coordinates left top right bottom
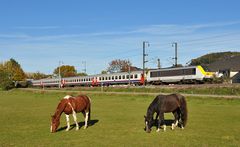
(53, 65, 77, 77)
(0, 58, 25, 90)
(0, 69, 14, 90)
(77, 72, 88, 76)
(26, 72, 49, 80)
(1, 58, 26, 81)
(101, 70, 107, 74)
(107, 59, 134, 73)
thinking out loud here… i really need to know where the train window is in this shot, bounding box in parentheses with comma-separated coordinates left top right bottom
(134, 74, 138, 78)
(99, 77, 102, 81)
(130, 75, 133, 79)
(105, 77, 108, 80)
(126, 75, 129, 79)
(183, 68, 196, 75)
(115, 76, 118, 79)
(150, 71, 158, 77)
(119, 75, 121, 79)
(102, 77, 104, 80)
(109, 77, 111, 80)
(112, 76, 114, 80)
(122, 75, 125, 79)
(153, 68, 196, 77)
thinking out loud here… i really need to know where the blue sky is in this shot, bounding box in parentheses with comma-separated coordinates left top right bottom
(0, 0, 240, 74)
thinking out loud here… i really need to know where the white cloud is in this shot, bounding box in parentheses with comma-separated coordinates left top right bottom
(13, 26, 61, 30)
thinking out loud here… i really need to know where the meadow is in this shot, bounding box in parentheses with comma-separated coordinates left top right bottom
(0, 89, 240, 146)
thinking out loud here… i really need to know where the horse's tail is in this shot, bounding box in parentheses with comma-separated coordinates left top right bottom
(179, 95, 188, 127)
(87, 96, 91, 121)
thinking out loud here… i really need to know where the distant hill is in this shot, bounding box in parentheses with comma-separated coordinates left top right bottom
(190, 51, 240, 67)
(207, 55, 240, 72)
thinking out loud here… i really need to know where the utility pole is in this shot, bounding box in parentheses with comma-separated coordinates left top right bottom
(58, 61, 63, 88)
(128, 60, 131, 86)
(172, 42, 178, 67)
(143, 41, 150, 86)
(157, 58, 161, 69)
(82, 61, 87, 74)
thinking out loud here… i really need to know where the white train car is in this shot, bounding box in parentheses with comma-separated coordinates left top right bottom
(93, 70, 143, 86)
(31, 70, 144, 87)
(31, 78, 59, 87)
(61, 75, 94, 87)
(146, 66, 213, 84)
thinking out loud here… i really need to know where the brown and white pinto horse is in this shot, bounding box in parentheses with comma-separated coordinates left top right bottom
(50, 95, 91, 133)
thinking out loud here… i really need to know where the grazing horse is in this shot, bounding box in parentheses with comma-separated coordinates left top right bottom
(144, 94, 188, 133)
(50, 95, 91, 133)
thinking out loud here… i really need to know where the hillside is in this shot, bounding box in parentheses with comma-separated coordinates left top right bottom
(190, 51, 240, 66)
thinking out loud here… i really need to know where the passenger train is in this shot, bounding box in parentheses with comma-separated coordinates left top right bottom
(31, 66, 214, 87)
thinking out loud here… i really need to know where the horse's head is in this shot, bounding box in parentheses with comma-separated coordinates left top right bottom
(50, 115, 60, 133)
(144, 115, 153, 133)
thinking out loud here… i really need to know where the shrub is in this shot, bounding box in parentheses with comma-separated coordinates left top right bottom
(0, 71, 14, 90)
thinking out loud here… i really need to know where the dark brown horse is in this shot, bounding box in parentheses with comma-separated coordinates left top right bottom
(50, 95, 91, 133)
(144, 94, 188, 133)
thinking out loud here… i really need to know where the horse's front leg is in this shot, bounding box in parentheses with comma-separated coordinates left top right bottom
(155, 112, 159, 125)
(72, 111, 79, 130)
(65, 114, 70, 131)
(156, 113, 166, 132)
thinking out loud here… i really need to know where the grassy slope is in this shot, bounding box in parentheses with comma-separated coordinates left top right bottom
(0, 90, 240, 146)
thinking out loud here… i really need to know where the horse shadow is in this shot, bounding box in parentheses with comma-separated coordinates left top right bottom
(144, 119, 175, 131)
(153, 119, 175, 126)
(57, 119, 99, 132)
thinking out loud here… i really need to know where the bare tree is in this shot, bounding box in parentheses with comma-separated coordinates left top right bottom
(107, 59, 132, 73)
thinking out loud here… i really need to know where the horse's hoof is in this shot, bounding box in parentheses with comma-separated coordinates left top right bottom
(171, 124, 174, 130)
(84, 126, 87, 129)
(66, 129, 69, 131)
(163, 125, 166, 132)
(156, 128, 160, 132)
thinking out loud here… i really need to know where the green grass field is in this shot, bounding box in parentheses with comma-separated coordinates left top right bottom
(0, 89, 240, 146)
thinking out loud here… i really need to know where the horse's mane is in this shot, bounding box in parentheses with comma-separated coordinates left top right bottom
(147, 96, 161, 118)
(53, 99, 68, 118)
